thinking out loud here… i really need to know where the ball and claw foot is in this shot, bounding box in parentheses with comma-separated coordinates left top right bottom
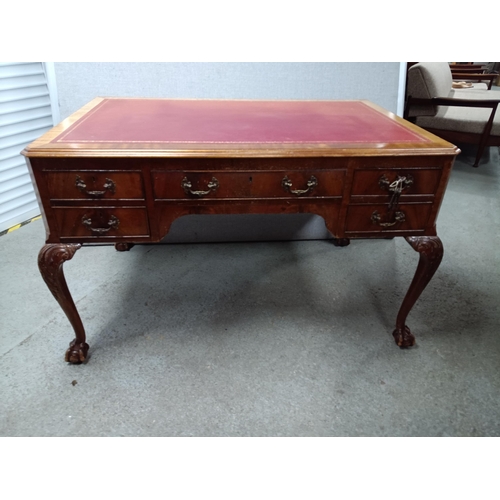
(332, 238, 350, 247)
(65, 339, 90, 364)
(392, 325, 416, 349)
(115, 242, 134, 251)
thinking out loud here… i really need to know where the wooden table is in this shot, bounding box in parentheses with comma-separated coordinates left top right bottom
(23, 98, 459, 363)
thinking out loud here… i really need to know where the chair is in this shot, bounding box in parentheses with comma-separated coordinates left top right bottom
(405, 62, 500, 168)
(449, 63, 487, 72)
(450, 64, 496, 90)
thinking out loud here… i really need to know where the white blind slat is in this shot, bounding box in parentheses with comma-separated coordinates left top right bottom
(0, 95, 52, 114)
(0, 155, 28, 173)
(0, 106, 53, 127)
(0, 116, 54, 140)
(0, 164, 30, 183)
(0, 64, 44, 78)
(0, 62, 55, 231)
(0, 185, 37, 207)
(0, 148, 29, 162)
(0, 175, 32, 195)
(0, 86, 50, 103)
(0, 125, 52, 151)
(0, 73, 48, 91)
(0, 199, 40, 226)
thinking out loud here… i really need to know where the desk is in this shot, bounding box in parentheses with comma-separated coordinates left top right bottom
(23, 98, 459, 363)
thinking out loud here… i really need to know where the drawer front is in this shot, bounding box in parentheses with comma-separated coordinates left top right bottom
(152, 170, 345, 200)
(351, 169, 441, 196)
(53, 207, 150, 238)
(45, 171, 145, 200)
(346, 203, 433, 232)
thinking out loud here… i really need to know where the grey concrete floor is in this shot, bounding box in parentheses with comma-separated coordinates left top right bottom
(1, 146, 499, 436)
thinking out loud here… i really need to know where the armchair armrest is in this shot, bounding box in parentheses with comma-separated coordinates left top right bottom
(410, 97, 500, 108)
(405, 96, 499, 119)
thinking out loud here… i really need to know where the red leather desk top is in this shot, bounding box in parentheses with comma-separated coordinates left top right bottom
(52, 99, 430, 145)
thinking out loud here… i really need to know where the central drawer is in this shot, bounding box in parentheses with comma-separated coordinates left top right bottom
(152, 170, 345, 200)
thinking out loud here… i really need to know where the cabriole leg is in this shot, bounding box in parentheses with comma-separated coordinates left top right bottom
(38, 244, 89, 363)
(393, 236, 443, 348)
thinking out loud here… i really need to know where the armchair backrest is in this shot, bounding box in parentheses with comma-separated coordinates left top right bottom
(406, 62, 453, 117)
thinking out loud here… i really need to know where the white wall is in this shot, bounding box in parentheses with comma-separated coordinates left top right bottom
(55, 62, 400, 120)
(53, 62, 401, 242)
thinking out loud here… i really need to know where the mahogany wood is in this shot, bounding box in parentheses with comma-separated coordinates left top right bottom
(332, 238, 350, 247)
(115, 242, 135, 251)
(350, 168, 441, 196)
(52, 206, 150, 239)
(38, 244, 89, 363)
(23, 98, 460, 363)
(346, 203, 433, 233)
(45, 171, 145, 200)
(152, 169, 346, 200)
(393, 236, 444, 348)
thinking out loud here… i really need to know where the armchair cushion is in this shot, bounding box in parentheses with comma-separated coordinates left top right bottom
(406, 63, 500, 167)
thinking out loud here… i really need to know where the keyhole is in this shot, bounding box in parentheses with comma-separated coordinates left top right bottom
(249, 176, 252, 182)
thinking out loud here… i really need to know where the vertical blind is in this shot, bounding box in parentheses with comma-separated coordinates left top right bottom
(0, 62, 56, 232)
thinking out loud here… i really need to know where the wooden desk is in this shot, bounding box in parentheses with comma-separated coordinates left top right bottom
(23, 98, 459, 363)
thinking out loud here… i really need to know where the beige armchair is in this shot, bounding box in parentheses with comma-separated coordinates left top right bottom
(405, 62, 500, 168)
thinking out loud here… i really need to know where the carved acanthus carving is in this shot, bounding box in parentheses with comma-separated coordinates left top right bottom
(38, 244, 81, 303)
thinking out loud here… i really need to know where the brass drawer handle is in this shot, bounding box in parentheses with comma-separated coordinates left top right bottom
(371, 210, 406, 227)
(181, 177, 219, 197)
(82, 214, 120, 234)
(282, 175, 318, 195)
(75, 176, 116, 198)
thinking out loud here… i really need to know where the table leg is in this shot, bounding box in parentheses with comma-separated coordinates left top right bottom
(332, 238, 350, 247)
(38, 244, 89, 363)
(115, 242, 134, 251)
(393, 236, 443, 348)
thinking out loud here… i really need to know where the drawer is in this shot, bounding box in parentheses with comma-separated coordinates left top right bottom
(345, 203, 433, 233)
(45, 171, 145, 200)
(152, 170, 345, 200)
(351, 169, 441, 196)
(53, 207, 150, 238)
